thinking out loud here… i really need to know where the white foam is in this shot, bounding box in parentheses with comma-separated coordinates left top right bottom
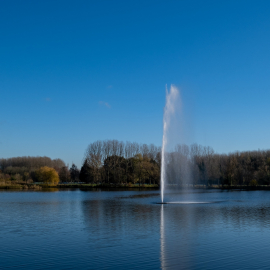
(166, 201, 216, 204)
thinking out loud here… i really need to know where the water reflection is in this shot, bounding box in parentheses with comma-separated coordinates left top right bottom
(81, 190, 270, 270)
(2, 190, 270, 270)
(159, 191, 270, 270)
(160, 205, 165, 270)
(80, 193, 161, 269)
(160, 203, 195, 270)
(81, 198, 160, 235)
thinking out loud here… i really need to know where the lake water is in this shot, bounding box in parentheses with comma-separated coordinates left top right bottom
(0, 189, 270, 270)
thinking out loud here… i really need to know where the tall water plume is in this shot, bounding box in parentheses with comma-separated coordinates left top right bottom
(161, 85, 182, 202)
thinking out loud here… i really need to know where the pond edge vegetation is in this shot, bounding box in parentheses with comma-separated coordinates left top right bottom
(1, 140, 270, 190)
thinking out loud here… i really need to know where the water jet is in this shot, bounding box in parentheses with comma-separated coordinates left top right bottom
(161, 85, 182, 203)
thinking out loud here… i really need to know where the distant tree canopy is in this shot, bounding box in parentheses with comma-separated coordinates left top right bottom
(69, 164, 80, 182)
(80, 140, 270, 186)
(80, 140, 161, 185)
(0, 156, 65, 183)
(1, 141, 270, 187)
(0, 156, 65, 172)
(58, 166, 70, 182)
(36, 166, 59, 185)
(164, 144, 270, 187)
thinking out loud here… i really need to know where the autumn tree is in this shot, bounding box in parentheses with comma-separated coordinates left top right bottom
(0, 156, 65, 183)
(36, 166, 59, 185)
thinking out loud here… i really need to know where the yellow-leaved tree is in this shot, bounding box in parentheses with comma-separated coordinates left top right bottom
(36, 166, 59, 185)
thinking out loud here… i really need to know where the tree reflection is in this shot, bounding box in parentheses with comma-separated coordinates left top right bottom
(81, 192, 270, 270)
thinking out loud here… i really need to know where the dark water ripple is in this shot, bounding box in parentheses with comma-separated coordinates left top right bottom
(1, 190, 270, 269)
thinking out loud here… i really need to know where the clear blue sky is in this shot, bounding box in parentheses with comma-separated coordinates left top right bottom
(1, 0, 270, 167)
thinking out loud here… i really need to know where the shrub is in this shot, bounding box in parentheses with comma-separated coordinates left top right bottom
(36, 166, 59, 185)
(250, 179, 258, 186)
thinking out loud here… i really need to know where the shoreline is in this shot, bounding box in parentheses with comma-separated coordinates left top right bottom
(1, 183, 270, 191)
(0, 183, 160, 190)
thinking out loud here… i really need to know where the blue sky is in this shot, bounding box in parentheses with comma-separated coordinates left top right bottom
(1, 0, 270, 167)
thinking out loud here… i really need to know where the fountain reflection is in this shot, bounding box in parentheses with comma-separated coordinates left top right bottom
(160, 203, 194, 270)
(80, 191, 270, 270)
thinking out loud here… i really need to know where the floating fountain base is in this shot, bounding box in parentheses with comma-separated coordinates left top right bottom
(156, 202, 168, 204)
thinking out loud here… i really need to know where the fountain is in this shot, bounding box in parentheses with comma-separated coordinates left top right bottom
(159, 86, 222, 205)
(161, 85, 181, 203)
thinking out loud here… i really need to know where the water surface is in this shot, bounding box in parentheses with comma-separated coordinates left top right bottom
(0, 189, 270, 269)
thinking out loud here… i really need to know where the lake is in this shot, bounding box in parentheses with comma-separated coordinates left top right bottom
(0, 189, 270, 270)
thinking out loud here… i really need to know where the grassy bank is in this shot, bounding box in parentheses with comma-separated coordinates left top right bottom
(210, 185, 270, 191)
(2, 182, 270, 191)
(57, 183, 159, 189)
(0, 183, 42, 190)
(0, 182, 159, 190)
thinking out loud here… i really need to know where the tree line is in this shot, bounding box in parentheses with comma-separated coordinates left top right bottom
(0, 156, 79, 184)
(81, 140, 270, 186)
(1, 141, 270, 186)
(164, 144, 270, 187)
(80, 140, 161, 185)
